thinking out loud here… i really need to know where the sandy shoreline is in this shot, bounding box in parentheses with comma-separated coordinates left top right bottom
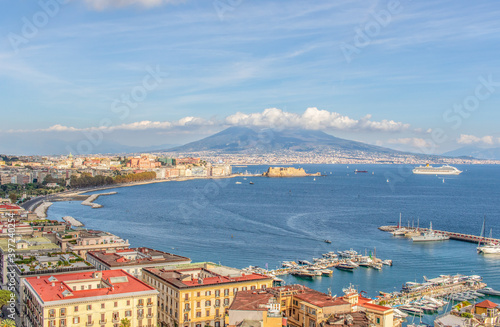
(34, 201, 53, 218)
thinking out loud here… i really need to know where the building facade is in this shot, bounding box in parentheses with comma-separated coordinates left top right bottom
(142, 263, 274, 327)
(86, 248, 191, 279)
(23, 270, 159, 327)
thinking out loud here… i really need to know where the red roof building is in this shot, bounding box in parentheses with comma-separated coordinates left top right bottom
(23, 270, 158, 327)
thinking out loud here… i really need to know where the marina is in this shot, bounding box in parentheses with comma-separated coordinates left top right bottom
(242, 248, 393, 279)
(380, 225, 500, 245)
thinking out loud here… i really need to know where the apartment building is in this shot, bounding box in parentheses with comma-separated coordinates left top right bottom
(23, 270, 158, 327)
(142, 263, 274, 327)
(86, 248, 191, 279)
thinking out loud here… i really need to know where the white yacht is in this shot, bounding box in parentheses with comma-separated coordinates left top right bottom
(413, 164, 462, 175)
(412, 222, 450, 242)
(477, 243, 500, 254)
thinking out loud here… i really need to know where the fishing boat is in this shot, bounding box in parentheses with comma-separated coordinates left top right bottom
(336, 261, 358, 271)
(324, 239, 332, 244)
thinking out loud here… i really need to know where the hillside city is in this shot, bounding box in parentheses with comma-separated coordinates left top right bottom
(0, 151, 499, 327)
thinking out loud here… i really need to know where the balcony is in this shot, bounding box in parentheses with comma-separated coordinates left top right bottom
(147, 314, 153, 318)
(213, 304, 220, 308)
(99, 320, 107, 324)
(86, 321, 94, 326)
(138, 315, 144, 319)
(184, 308, 191, 312)
(137, 304, 144, 308)
(147, 302, 153, 307)
(112, 318, 120, 323)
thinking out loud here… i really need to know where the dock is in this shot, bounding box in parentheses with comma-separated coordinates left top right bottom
(379, 225, 499, 244)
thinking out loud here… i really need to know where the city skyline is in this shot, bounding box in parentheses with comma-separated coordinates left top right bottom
(2, 0, 500, 155)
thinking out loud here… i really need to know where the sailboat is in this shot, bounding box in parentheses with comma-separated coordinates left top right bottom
(477, 217, 500, 254)
(391, 213, 406, 236)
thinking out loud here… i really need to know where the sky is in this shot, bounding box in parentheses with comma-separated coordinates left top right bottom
(1, 0, 500, 155)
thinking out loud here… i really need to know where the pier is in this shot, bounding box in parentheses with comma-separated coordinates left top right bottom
(379, 225, 499, 244)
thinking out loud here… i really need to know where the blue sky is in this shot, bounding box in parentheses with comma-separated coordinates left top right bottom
(1, 0, 500, 155)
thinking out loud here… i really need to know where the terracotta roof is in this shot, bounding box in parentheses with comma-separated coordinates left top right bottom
(143, 267, 272, 289)
(229, 290, 274, 311)
(357, 296, 392, 312)
(476, 300, 499, 309)
(25, 269, 157, 303)
(294, 288, 350, 308)
(0, 204, 21, 210)
(87, 248, 190, 267)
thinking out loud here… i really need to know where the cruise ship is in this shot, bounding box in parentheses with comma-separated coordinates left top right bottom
(412, 164, 462, 175)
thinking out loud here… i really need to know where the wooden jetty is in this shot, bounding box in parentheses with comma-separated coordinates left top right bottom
(379, 225, 499, 244)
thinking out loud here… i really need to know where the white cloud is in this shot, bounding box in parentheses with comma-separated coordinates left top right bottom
(82, 0, 183, 10)
(3, 108, 410, 134)
(225, 108, 410, 132)
(387, 137, 433, 149)
(457, 134, 500, 145)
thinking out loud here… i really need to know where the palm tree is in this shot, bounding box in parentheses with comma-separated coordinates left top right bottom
(0, 319, 16, 327)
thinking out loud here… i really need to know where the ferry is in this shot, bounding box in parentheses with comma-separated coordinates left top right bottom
(412, 164, 462, 175)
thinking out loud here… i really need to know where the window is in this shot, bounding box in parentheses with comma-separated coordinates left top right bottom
(114, 302, 118, 307)
(100, 314, 105, 323)
(196, 312, 201, 318)
(197, 292, 200, 297)
(205, 301, 211, 307)
(197, 302, 200, 308)
(376, 318, 380, 324)
(206, 310, 210, 317)
(87, 315, 92, 324)
(250, 286, 256, 290)
(87, 305, 92, 311)
(60, 308, 66, 317)
(101, 303, 105, 309)
(185, 303, 190, 310)
(138, 309, 144, 317)
(224, 289, 229, 296)
(81, 286, 85, 290)
(74, 306, 79, 312)
(73, 287, 77, 291)
(196, 324, 201, 327)
(125, 311, 131, 317)
(215, 299, 220, 307)
(185, 294, 189, 300)
(215, 322, 220, 327)
(60, 319, 66, 327)
(127, 300, 130, 306)
(242, 287, 247, 291)
(261, 285, 266, 290)
(205, 291, 211, 296)
(138, 299, 144, 306)
(88, 285, 92, 289)
(216, 309, 219, 316)
(223, 298, 229, 306)
(73, 317, 80, 324)
(233, 288, 238, 294)
(215, 290, 220, 297)
(183, 314, 188, 322)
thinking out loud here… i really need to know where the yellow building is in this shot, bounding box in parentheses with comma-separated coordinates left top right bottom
(23, 270, 158, 327)
(142, 263, 274, 327)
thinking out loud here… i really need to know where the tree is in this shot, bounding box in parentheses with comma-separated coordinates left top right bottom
(0, 319, 16, 327)
(8, 192, 17, 203)
(120, 318, 131, 327)
(0, 290, 14, 308)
